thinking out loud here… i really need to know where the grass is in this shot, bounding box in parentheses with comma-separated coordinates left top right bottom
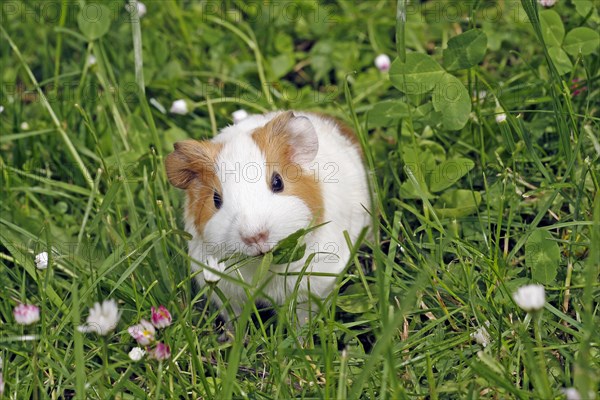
(1, 0, 599, 398)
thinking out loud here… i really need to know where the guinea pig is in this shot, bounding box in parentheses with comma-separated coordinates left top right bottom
(165, 110, 370, 330)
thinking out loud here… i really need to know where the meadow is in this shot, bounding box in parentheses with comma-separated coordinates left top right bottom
(0, 0, 599, 398)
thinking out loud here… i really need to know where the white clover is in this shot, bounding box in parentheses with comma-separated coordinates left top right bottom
(78, 299, 120, 335)
(170, 99, 189, 115)
(126, 1, 147, 18)
(470, 324, 491, 347)
(538, 0, 557, 7)
(86, 55, 97, 67)
(0, 105, 4, 114)
(562, 388, 581, 400)
(20, 122, 30, 131)
(35, 251, 49, 269)
(136, 2, 147, 17)
(374, 54, 391, 72)
(128, 347, 146, 361)
(203, 256, 226, 283)
(232, 109, 249, 123)
(513, 284, 546, 312)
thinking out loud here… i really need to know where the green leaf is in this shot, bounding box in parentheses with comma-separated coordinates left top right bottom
(400, 146, 435, 199)
(77, 4, 112, 41)
(270, 224, 327, 265)
(432, 73, 471, 130)
(539, 10, 564, 48)
(573, 0, 599, 21)
(434, 189, 481, 217)
(274, 33, 294, 53)
(367, 100, 410, 128)
(563, 27, 600, 56)
(272, 243, 306, 265)
(337, 283, 377, 314)
(548, 46, 573, 75)
(389, 53, 445, 94)
(525, 229, 560, 284)
(482, 21, 513, 51)
(269, 53, 295, 79)
(400, 180, 435, 200)
(155, 60, 184, 81)
(471, 357, 529, 397)
(442, 29, 488, 71)
(429, 158, 475, 193)
(419, 140, 447, 163)
(271, 228, 308, 264)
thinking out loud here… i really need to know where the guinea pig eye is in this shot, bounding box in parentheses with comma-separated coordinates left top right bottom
(270, 172, 284, 193)
(213, 190, 222, 209)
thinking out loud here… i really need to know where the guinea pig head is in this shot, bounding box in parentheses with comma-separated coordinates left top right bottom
(165, 111, 323, 258)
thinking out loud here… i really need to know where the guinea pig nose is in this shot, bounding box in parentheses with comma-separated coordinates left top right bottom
(241, 230, 269, 246)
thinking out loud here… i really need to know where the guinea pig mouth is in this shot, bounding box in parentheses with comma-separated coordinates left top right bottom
(243, 242, 274, 257)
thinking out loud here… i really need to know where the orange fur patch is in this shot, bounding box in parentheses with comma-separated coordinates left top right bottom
(252, 112, 324, 224)
(165, 140, 223, 234)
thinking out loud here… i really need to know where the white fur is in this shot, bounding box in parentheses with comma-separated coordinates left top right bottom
(184, 111, 371, 324)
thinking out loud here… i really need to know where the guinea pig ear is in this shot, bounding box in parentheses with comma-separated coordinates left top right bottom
(165, 140, 216, 189)
(283, 113, 319, 166)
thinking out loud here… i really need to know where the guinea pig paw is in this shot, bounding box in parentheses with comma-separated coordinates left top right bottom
(203, 256, 225, 283)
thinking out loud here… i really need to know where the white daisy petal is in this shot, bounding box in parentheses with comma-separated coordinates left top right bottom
(513, 284, 545, 312)
(79, 299, 120, 335)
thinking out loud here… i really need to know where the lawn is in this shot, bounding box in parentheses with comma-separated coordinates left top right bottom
(0, 0, 599, 399)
